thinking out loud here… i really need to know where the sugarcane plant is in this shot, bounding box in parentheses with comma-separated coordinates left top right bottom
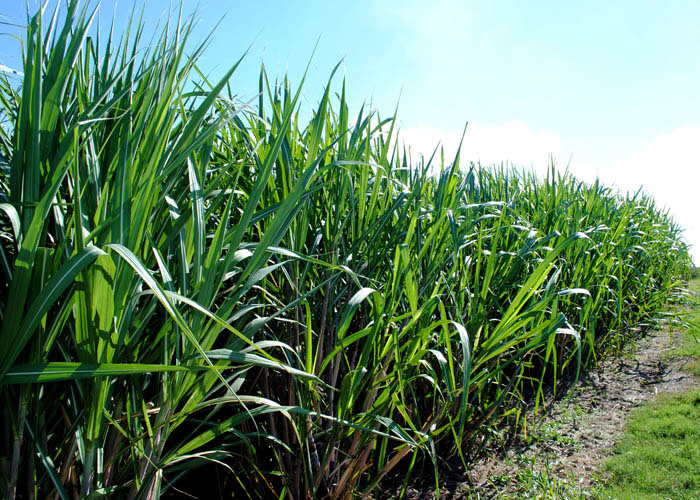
(0, 2, 692, 499)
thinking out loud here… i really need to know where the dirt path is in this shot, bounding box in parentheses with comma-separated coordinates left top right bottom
(466, 319, 699, 497)
(390, 316, 699, 499)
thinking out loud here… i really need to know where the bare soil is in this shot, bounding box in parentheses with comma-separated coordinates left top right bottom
(382, 316, 699, 499)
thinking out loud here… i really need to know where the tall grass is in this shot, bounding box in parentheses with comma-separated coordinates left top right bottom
(0, 2, 692, 499)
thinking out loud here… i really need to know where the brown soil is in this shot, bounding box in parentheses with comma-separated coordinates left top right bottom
(381, 317, 699, 499)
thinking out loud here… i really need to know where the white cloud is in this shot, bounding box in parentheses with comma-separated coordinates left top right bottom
(596, 127, 700, 263)
(399, 120, 562, 172)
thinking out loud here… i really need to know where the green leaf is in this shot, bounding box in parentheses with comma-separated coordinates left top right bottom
(3, 361, 211, 384)
(0, 246, 106, 381)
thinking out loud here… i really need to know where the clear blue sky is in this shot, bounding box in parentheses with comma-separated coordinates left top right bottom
(2, 1, 699, 260)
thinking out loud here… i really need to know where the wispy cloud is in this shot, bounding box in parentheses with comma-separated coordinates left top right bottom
(370, 0, 472, 42)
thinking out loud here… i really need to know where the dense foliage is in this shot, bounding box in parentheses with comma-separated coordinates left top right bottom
(0, 3, 692, 499)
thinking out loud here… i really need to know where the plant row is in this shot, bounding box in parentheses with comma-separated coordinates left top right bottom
(0, 3, 691, 499)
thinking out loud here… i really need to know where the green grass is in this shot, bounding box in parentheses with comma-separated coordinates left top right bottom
(523, 420, 579, 449)
(0, 2, 694, 498)
(598, 390, 700, 500)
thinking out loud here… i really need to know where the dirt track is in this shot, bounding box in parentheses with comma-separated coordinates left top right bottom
(467, 319, 699, 497)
